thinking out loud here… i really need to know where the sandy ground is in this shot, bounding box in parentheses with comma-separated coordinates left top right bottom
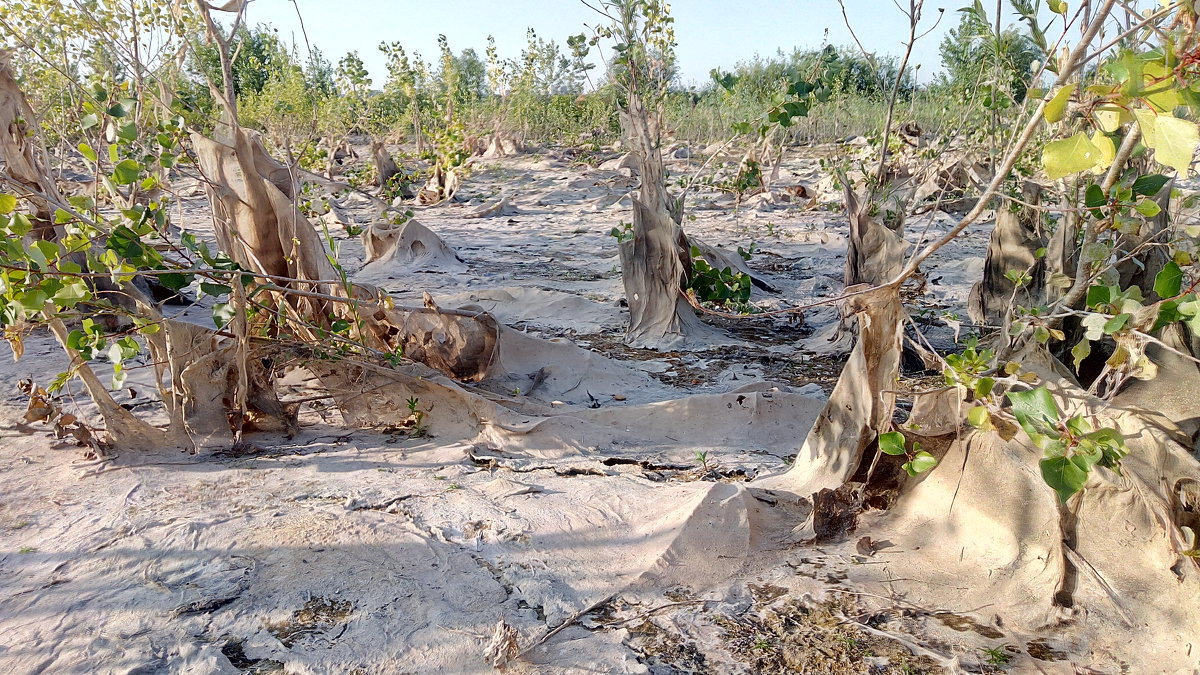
(1, 146, 1186, 674)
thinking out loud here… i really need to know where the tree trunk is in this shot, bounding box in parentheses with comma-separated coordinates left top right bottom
(618, 96, 699, 350)
(371, 139, 401, 187)
(0, 50, 63, 240)
(968, 183, 1045, 331)
(754, 285, 904, 499)
(843, 184, 907, 288)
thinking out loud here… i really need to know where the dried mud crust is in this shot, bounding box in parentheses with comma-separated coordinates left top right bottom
(618, 592, 952, 675)
(579, 327, 842, 391)
(266, 596, 355, 648)
(465, 256, 618, 282)
(716, 598, 946, 675)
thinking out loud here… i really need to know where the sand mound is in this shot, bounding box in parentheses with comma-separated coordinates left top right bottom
(358, 219, 467, 281)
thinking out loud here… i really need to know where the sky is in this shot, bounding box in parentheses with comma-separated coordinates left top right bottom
(240, 0, 976, 88)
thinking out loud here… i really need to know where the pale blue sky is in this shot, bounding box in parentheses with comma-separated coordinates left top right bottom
(241, 0, 1055, 88)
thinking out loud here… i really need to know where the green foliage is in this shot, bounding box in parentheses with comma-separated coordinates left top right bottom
(1043, 133, 1104, 180)
(238, 62, 320, 151)
(599, 0, 678, 105)
(877, 431, 938, 477)
(1007, 387, 1127, 503)
(1039, 48, 1200, 182)
(937, 2, 1041, 104)
(405, 396, 428, 437)
(609, 221, 634, 243)
(674, 45, 919, 144)
(686, 248, 751, 307)
(981, 646, 1014, 667)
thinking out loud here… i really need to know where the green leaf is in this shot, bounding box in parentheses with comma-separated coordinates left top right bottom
(112, 159, 141, 185)
(878, 431, 907, 456)
(1040, 455, 1089, 503)
(1042, 132, 1103, 180)
(783, 101, 808, 118)
(158, 273, 192, 291)
(1043, 83, 1075, 123)
(114, 336, 139, 360)
(1071, 339, 1091, 372)
(8, 212, 31, 236)
(117, 122, 137, 142)
(1104, 313, 1131, 333)
(81, 113, 99, 130)
(1154, 299, 1183, 331)
(1134, 109, 1200, 176)
(200, 282, 232, 297)
(1091, 132, 1115, 172)
(29, 240, 60, 269)
(52, 279, 91, 309)
(1047, 0, 1068, 15)
(78, 142, 97, 163)
(903, 451, 938, 476)
(1093, 104, 1130, 133)
(1132, 174, 1170, 196)
(1086, 285, 1112, 309)
(1154, 261, 1183, 298)
(0, 193, 15, 215)
(967, 405, 990, 428)
(17, 289, 49, 311)
(1084, 184, 1106, 209)
(1134, 198, 1162, 217)
(974, 377, 996, 397)
(1007, 386, 1060, 439)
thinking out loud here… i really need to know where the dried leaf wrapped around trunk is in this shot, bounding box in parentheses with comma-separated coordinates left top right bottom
(618, 100, 701, 349)
(192, 117, 499, 411)
(843, 185, 907, 288)
(160, 320, 296, 447)
(1044, 212, 1080, 306)
(418, 165, 460, 204)
(967, 184, 1045, 328)
(479, 132, 523, 159)
(619, 203, 702, 350)
(1114, 322, 1200, 449)
(361, 218, 464, 268)
(192, 122, 338, 290)
(755, 285, 904, 497)
(370, 139, 400, 187)
(0, 49, 63, 239)
(389, 299, 499, 382)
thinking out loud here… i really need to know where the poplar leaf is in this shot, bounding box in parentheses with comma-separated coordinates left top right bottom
(1134, 109, 1200, 176)
(1043, 132, 1102, 180)
(1044, 83, 1075, 123)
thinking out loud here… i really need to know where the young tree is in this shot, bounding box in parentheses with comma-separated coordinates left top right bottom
(598, 0, 704, 349)
(938, 3, 1040, 104)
